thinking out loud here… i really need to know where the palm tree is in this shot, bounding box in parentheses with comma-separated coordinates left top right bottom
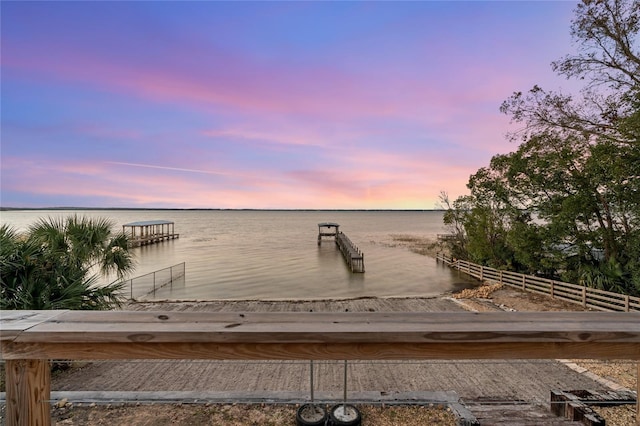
(0, 215, 135, 310)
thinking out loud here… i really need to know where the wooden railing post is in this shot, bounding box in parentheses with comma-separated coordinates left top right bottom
(5, 359, 51, 426)
(582, 287, 587, 308)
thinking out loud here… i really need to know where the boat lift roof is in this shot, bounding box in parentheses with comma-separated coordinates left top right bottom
(123, 220, 174, 227)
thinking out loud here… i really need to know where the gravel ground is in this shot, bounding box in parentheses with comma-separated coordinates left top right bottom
(595, 404, 637, 426)
(48, 402, 456, 425)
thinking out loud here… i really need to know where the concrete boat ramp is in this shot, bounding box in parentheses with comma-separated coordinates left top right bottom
(49, 297, 620, 425)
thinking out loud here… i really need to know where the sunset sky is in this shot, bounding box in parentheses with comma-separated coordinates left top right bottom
(1, 1, 578, 209)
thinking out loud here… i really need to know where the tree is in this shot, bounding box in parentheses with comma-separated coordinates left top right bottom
(443, 0, 640, 294)
(501, 0, 640, 146)
(0, 215, 135, 310)
(439, 191, 469, 259)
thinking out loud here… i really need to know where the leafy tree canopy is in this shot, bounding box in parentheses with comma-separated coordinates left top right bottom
(442, 0, 640, 295)
(1, 215, 135, 310)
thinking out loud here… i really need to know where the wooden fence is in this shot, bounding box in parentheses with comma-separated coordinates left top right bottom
(436, 254, 640, 313)
(1, 309, 639, 425)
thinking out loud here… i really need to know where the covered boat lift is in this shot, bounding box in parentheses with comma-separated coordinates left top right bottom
(317, 222, 340, 245)
(123, 220, 179, 247)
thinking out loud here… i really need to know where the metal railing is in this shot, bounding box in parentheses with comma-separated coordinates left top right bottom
(436, 254, 640, 312)
(119, 262, 186, 300)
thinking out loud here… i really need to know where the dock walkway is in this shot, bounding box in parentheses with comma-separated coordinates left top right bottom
(336, 232, 365, 272)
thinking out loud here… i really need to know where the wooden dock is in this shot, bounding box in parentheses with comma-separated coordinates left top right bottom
(123, 220, 179, 248)
(318, 223, 364, 273)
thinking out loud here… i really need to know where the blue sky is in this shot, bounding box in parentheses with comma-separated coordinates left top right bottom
(1, 1, 578, 209)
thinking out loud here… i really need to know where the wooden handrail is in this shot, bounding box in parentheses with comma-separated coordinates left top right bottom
(2, 310, 640, 425)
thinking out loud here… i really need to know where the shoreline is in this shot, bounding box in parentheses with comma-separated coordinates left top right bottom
(123, 293, 451, 305)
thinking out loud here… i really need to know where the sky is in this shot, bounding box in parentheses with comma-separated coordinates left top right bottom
(1, 1, 580, 210)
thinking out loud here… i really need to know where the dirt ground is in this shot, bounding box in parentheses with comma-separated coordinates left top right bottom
(50, 402, 457, 426)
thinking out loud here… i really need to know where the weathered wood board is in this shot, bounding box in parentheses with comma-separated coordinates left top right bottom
(2, 311, 639, 360)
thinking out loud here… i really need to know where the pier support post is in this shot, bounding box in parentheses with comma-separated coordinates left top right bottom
(5, 359, 51, 426)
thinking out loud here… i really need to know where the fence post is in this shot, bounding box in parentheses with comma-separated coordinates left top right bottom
(479, 265, 484, 281)
(582, 287, 587, 308)
(522, 274, 526, 290)
(550, 281, 555, 299)
(5, 359, 51, 426)
(625, 295, 630, 312)
(499, 270, 503, 285)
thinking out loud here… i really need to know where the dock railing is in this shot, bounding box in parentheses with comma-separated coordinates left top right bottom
(436, 253, 640, 312)
(1, 309, 639, 426)
(335, 232, 365, 272)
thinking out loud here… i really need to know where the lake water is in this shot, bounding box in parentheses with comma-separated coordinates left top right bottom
(0, 210, 478, 300)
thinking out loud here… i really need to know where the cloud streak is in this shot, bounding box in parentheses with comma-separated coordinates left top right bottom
(106, 162, 230, 176)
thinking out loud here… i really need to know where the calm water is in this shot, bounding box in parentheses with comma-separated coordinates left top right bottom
(0, 210, 477, 300)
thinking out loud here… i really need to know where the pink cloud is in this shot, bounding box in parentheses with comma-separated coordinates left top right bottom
(3, 34, 519, 130)
(3, 153, 466, 209)
(201, 128, 326, 148)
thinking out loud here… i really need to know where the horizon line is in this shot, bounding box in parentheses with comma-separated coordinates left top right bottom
(1, 206, 446, 212)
